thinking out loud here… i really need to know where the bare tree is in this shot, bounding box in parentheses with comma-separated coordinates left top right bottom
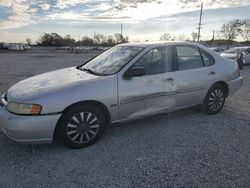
(123, 36, 129, 43)
(238, 19, 250, 41)
(171, 36, 176, 41)
(114, 33, 123, 44)
(93, 33, 106, 44)
(106, 35, 115, 46)
(177, 34, 188, 41)
(220, 19, 243, 41)
(63, 35, 75, 46)
(160, 33, 172, 41)
(77, 36, 94, 46)
(191, 32, 198, 41)
(26, 38, 31, 45)
(215, 30, 222, 40)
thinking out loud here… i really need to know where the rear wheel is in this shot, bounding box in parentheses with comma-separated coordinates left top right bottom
(57, 104, 106, 149)
(201, 84, 226, 114)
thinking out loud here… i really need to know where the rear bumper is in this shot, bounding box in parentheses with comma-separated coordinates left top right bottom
(227, 76, 243, 96)
(0, 107, 61, 144)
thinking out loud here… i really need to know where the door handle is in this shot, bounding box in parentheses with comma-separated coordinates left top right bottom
(208, 71, 215, 75)
(162, 78, 174, 82)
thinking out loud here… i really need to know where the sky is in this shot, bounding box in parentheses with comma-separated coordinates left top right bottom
(0, 0, 250, 43)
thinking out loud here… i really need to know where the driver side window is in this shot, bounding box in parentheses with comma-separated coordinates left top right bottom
(132, 46, 171, 75)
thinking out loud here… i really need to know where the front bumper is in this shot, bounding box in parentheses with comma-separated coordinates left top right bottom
(227, 76, 243, 96)
(0, 106, 61, 144)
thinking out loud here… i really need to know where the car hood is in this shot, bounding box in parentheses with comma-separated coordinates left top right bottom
(7, 67, 100, 101)
(220, 53, 237, 59)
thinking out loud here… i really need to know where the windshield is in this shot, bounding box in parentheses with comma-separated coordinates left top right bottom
(80, 46, 144, 75)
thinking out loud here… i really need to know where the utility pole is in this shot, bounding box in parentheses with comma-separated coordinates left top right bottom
(121, 24, 123, 36)
(197, 2, 203, 42)
(212, 30, 215, 41)
(121, 24, 123, 42)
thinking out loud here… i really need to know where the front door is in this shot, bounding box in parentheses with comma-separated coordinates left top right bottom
(118, 46, 176, 120)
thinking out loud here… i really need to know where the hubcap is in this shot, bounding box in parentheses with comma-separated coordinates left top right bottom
(208, 89, 224, 112)
(66, 112, 99, 143)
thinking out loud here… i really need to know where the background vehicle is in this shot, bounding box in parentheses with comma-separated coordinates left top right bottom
(0, 42, 243, 148)
(209, 47, 225, 53)
(23, 44, 31, 51)
(0, 42, 9, 50)
(6, 43, 30, 51)
(220, 46, 250, 60)
(242, 48, 250, 64)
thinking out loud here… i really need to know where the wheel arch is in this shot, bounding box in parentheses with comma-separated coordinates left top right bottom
(211, 81, 229, 97)
(53, 100, 111, 141)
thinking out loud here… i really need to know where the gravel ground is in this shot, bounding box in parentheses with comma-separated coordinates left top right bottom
(0, 51, 250, 187)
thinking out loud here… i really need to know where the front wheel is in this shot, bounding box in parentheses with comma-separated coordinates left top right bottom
(57, 104, 106, 149)
(201, 85, 226, 114)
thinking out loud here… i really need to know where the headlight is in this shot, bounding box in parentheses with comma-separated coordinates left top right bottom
(6, 102, 42, 115)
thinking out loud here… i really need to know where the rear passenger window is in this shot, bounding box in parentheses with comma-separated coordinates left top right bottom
(176, 46, 204, 71)
(200, 49, 215, 66)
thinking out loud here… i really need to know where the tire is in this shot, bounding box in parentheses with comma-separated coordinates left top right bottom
(57, 104, 106, 149)
(201, 84, 226, 114)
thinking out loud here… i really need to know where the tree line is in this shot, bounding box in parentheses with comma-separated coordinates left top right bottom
(159, 19, 250, 43)
(28, 19, 250, 47)
(219, 19, 250, 41)
(33, 33, 129, 47)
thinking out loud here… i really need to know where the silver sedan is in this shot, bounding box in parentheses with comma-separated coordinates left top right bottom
(0, 42, 243, 148)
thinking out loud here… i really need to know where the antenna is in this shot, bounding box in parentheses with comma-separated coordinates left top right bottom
(197, 2, 203, 42)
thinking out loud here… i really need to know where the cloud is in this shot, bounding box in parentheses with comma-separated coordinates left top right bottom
(1, 0, 250, 31)
(56, 0, 86, 9)
(46, 12, 131, 22)
(0, 0, 34, 29)
(42, 0, 250, 26)
(40, 3, 50, 11)
(114, 0, 162, 9)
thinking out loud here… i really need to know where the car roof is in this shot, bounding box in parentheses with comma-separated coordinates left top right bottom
(117, 41, 206, 48)
(209, 47, 224, 49)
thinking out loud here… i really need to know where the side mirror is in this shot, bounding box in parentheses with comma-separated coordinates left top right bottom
(124, 67, 145, 78)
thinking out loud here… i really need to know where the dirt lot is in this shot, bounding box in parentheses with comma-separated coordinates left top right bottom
(0, 50, 250, 187)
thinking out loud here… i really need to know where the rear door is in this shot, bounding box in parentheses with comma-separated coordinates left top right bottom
(172, 45, 217, 108)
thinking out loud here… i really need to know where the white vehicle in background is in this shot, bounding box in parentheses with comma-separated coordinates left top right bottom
(220, 47, 250, 60)
(8, 43, 24, 51)
(8, 43, 30, 51)
(242, 48, 250, 65)
(209, 47, 225, 54)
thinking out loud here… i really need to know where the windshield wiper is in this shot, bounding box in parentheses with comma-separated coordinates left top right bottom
(80, 68, 107, 76)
